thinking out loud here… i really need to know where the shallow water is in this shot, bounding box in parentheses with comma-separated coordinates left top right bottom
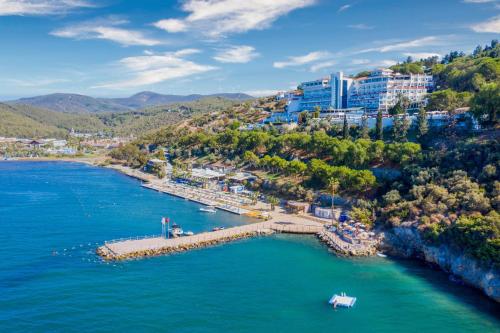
(0, 161, 498, 332)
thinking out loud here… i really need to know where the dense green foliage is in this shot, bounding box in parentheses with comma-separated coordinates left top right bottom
(381, 139, 499, 266)
(387, 40, 499, 126)
(0, 97, 242, 138)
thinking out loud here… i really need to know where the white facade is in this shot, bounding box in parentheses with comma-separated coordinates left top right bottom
(331, 72, 353, 109)
(348, 68, 433, 111)
(286, 68, 433, 113)
(276, 91, 302, 112)
(299, 78, 332, 111)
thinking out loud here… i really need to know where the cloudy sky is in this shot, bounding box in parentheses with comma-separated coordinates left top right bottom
(0, 0, 498, 99)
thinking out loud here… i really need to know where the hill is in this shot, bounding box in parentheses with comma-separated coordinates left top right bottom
(7, 91, 254, 114)
(10, 93, 129, 114)
(0, 104, 67, 138)
(0, 97, 249, 138)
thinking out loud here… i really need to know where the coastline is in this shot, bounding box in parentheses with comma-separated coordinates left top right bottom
(9, 156, 106, 166)
(5, 157, 498, 302)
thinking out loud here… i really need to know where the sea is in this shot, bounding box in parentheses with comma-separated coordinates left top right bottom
(0, 161, 498, 333)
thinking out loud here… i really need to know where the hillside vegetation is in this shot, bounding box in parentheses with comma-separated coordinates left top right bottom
(8, 91, 253, 114)
(110, 42, 499, 268)
(0, 97, 251, 138)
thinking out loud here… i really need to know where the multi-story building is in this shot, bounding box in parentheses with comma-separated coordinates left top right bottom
(331, 72, 354, 109)
(298, 77, 332, 111)
(284, 68, 433, 113)
(347, 68, 433, 111)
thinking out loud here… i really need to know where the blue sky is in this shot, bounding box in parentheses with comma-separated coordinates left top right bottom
(0, 0, 499, 99)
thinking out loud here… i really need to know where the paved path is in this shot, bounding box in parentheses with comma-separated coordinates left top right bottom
(98, 220, 323, 260)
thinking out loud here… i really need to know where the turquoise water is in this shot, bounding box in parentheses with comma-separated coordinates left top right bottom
(0, 162, 498, 333)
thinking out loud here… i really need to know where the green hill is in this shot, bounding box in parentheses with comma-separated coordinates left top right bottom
(0, 97, 247, 138)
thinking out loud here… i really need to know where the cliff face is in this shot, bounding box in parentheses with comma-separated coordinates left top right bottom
(381, 223, 500, 303)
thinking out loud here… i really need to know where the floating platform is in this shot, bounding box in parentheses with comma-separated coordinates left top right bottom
(328, 293, 357, 308)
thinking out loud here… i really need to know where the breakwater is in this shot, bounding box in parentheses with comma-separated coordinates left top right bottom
(98, 221, 323, 260)
(97, 221, 382, 260)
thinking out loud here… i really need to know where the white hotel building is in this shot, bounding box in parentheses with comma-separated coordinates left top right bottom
(294, 68, 433, 112)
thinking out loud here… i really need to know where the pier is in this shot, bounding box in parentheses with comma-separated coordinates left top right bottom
(141, 183, 251, 215)
(98, 221, 322, 260)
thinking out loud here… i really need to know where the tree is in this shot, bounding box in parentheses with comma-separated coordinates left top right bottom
(313, 106, 321, 119)
(400, 114, 411, 142)
(151, 163, 166, 179)
(416, 107, 428, 141)
(267, 195, 280, 211)
(342, 114, 350, 139)
(286, 159, 307, 177)
(389, 98, 405, 141)
(298, 111, 309, 125)
(376, 109, 383, 141)
(243, 151, 260, 168)
(360, 116, 370, 139)
(328, 178, 340, 225)
(470, 82, 499, 125)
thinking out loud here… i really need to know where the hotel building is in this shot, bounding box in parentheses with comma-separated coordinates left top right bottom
(291, 68, 433, 112)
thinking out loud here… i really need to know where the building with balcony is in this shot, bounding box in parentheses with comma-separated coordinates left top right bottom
(347, 68, 434, 111)
(281, 68, 434, 113)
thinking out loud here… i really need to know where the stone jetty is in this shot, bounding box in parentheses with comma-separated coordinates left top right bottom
(317, 230, 378, 256)
(98, 221, 323, 260)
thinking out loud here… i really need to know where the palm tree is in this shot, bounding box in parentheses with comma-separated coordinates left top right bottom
(250, 191, 260, 205)
(267, 196, 280, 211)
(328, 178, 340, 225)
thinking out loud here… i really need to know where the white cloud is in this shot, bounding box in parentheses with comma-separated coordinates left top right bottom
(377, 59, 398, 67)
(338, 4, 351, 12)
(463, 0, 497, 3)
(403, 52, 441, 59)
(3, 77, 70, 87)
(244, 89, 280, 97)
(310, 60, 337, 72)
(0, 0, 94, 16)
(213, 45, 259, 63)
(94, 49, 217, 89)
(348, 23, 374, 30)
(351, 59, 370, 65)
(273, 51, 331, 69)
(51, 18, 162, 46)
(153, 19, 187, 33)
(153, 0, 316, 38)
(471, 16, 500, 33)
(359, 36, 442, 53)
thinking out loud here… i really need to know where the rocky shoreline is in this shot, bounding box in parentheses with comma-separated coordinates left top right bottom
(380, 223, 500, 303)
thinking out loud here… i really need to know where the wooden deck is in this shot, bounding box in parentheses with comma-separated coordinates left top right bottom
(98, 221, 323, 260)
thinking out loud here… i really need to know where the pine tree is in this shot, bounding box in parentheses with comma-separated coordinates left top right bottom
(416, 107, 428, 141)
(343, 114, 350, 139)
(400, 114, 411, 142)
(360, 116, 370, 139)
(376, 109, 383, 140)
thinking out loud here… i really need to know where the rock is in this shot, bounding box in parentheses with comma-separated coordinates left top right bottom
(382, 225, 500, 303)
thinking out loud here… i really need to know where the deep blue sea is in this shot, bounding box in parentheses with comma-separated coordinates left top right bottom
(0, 161, 499, 333)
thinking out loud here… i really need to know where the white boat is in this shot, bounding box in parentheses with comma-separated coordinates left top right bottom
(169, 224, 184, 237)
(376, 252, 387, 258)
(184, 231, 194, 236)
(329, 292, 356, 308)
(212, 226, 225, 231)
(200, 206, 217, 213)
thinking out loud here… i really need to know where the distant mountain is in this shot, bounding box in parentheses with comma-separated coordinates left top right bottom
(7, 91, 254, 114)
(109, 91, 253, 109)
(10, 93, 129, 114)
